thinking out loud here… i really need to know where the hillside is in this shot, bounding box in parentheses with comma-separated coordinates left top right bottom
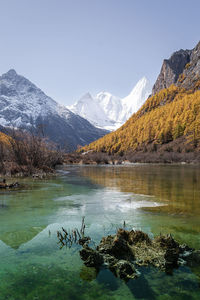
(0, 70, 108, 151)
(0, 131, 12, 146)
(81, 42, 200, 156)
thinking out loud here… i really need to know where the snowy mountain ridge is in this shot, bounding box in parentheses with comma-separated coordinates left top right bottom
(0, 69, 65, 127)
(68, 77, 152, 130)
(0, 69, 108, 150)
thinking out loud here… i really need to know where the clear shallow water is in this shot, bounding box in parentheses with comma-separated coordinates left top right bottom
(0, 165, 199, 300)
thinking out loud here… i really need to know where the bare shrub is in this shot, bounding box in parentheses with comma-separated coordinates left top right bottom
(1, 129, 63, 176)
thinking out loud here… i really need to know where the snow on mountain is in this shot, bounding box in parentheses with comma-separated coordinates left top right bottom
(120, 77, 152, 123)
(68, 92, 109, 128)
(0, 69, 108, 150)
(0, 69, 64, 128)
(68, 77, 152, 130)
(95, 92, 123, 129)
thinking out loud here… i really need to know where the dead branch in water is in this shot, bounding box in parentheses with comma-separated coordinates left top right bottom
(57, 217, 90, 249)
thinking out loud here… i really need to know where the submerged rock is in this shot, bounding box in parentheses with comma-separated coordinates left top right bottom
(154, 234, 179, 250)
(185, 250, 200, 267)
(164, 248, 180, 273)
(78, 236, 91, 246)
(58, 223, 199, 282)
(128, 230, 151, 245)
(97, 233, 131, 259)
(80, 245, 103, 268)
(114, 260, 138, 280)
(78, 228, 200, 281)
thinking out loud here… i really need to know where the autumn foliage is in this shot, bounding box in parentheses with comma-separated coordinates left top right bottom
(81, 82, 200, 154)
(0, 130, 63, 176)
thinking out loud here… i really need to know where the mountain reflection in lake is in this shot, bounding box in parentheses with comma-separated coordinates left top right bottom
(0, 165, 199, 299)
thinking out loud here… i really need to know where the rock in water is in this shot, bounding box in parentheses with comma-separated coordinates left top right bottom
(80, 245, 103, 268)
(114, 260, 137, 280)
(78, 228, 199, 281)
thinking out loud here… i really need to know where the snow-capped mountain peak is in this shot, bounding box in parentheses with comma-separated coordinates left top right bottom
(79, 92, 93, 102)
(0, 69, 108, 150)
(0, 69, 59, 127)
(69, 92, 109, 128)
(68, 77, 152, 130)
(125, 77, 151, 101)
(3, 69, 17, 77)
(95, 92, 122, 127)
(120, 77, 152, 121)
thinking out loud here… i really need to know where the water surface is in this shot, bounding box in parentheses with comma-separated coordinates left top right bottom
(0, 165, 199, 299)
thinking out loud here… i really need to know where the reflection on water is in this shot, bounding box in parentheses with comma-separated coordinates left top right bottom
(78, 165, 200, 215)
(78, 165, 200, 247)
(0, 165, 199, 299)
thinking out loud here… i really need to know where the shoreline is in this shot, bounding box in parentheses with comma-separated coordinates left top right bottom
(63, 153, 200, 166)
(1, 157, 199, 179)
(0, 169, 58, 179)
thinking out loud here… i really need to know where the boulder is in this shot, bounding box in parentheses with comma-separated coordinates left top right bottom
(97, 234, 131, 258)
(185, 250, 200, 267)
(115, 260, 138, 280)
(80, 245, 103, 268)
(154, 234, 179, 250)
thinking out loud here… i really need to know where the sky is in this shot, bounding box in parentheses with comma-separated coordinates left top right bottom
(0, 0, 199, 105)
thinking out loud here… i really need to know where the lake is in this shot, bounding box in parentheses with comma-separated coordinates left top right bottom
(0, 165, 199, 299)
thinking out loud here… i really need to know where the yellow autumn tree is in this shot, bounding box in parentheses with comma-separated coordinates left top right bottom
(81, 81, 200, 154)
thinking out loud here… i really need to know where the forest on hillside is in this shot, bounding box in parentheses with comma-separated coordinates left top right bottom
(81, 81, 200, 156)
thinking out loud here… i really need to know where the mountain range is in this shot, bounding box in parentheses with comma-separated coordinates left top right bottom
(1, 40, 199, 155)
(0, 69, 108, 151)
(82, 41, 200, 155)
(68, 77, 152, 130)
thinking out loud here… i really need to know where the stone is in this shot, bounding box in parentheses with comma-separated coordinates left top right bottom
(154, 234, 179, 250)
(152, 49, 191, 95)
(97, 233, 131, 258)
(185, 250, 200, 267)
(164, 248, 180, 268)
(152, 41, 200, 95)
(78, 236, 90, 246)
(115, 260, 137, 280)
(78, 227, 200, 281)
(80, 245, 103, 268)
(128, 230, 151, 245)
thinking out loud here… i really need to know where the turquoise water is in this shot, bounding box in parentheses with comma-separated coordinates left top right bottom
(0, 165, 199, 299)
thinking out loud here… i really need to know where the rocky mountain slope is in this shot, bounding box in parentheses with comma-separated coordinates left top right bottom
(178, 41, 200, 89)
(0, 70, 108, 151)
(152, 42, 200, 95)
(68, 77, 152, 130)
(82, 41, 200, 155)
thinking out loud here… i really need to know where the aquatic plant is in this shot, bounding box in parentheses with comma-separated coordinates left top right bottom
(57, 217, 90, 249)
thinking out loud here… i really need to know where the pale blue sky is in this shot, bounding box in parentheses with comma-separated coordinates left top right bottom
(0, 0, 199, 105)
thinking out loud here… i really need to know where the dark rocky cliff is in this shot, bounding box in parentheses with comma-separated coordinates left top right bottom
(152, 49, 191, 95)
(180, 41, 200, 89)
(152, 41, 200, 95)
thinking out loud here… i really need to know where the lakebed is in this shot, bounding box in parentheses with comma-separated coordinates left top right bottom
(0, 164, 199, 299)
